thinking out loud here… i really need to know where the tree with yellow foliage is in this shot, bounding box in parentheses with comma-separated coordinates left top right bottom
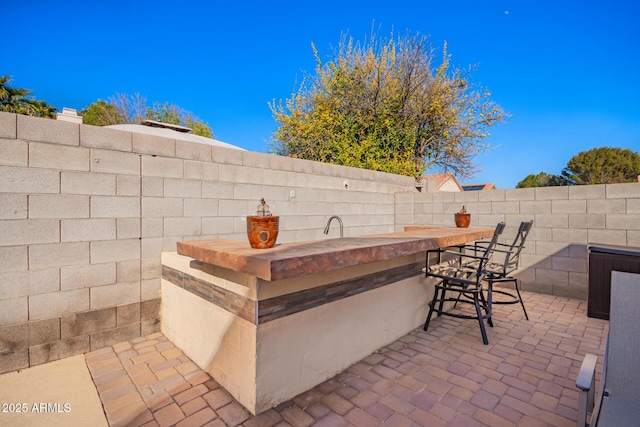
(270, 31, 507, 179)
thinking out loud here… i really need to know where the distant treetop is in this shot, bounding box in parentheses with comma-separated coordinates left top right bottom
(562, 147, 640, 185)
(82, 93, 213, 138)
(517, 146, 640, 187)
(0, 75, 57, 118)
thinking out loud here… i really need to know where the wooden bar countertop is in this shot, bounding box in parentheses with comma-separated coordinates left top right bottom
(177, 226, 494, 281)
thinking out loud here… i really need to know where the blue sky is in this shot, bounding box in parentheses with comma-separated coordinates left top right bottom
(5, 0, 640, 188)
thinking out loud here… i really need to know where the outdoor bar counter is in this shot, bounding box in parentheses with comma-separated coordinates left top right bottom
(161, 226, 493, 414)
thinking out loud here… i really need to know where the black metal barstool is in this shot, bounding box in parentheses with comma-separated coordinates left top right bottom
(468, 220, 533, 320)
(423, 222, 505, 345)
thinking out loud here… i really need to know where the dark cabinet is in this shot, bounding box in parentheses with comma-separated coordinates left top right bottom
(588, 245, 640, 320)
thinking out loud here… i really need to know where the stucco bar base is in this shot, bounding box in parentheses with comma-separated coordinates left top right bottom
(160, 251, 432, 415)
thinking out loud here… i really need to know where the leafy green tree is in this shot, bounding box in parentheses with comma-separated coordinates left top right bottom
(81, 100, 126, 126)
(187, 121, 213, 138)
(145, 101, 213, 137)
(517, 172, 568, 188)
(146, 101, 181, 125)
(0, 75, 30, 113)
(562, 147, 640, 185)
(82, 93, 213, 137)
(0, 75, 57, 118)
(23, 99, 57, 118)
(269, 31, 507, 178)
(0, 76, 9, 100)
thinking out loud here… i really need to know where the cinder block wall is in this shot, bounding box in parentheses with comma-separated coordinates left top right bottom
(2, 111, 639, 373)
(0, 112, 412, 373)
(414, 184, 640, 299)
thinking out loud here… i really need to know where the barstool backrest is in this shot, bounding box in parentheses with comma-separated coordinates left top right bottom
(500, 220, 534, 275)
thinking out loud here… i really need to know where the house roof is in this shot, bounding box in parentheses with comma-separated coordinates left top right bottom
(462, 183, 497, 191)
(422, 173, 464, 192)
(106, 123, 246, 151)
(139, 119, 192, 133)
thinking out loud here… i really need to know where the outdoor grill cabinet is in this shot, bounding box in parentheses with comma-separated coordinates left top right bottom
(588, 244, 640, 319)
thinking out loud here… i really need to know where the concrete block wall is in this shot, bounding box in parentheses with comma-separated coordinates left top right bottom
(2, 111, 639, 373)
(413, 183, 640, 299)
(0, 112, 412, 373)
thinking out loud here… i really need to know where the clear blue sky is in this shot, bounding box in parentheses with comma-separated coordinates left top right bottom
(5, 0, 640, 188)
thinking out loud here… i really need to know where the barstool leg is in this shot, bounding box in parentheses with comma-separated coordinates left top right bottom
(437, 282, 447, 314)
(423, 285, 441, 331)
(514, 278, 529, 320)
(480, 284, 493, 328)
(474, 293, 489, 345)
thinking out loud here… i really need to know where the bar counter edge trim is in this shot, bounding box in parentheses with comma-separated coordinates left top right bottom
(161, 262, 424, 325)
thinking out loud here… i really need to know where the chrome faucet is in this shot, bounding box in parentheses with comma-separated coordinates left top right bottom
(324, 215, 343, 238)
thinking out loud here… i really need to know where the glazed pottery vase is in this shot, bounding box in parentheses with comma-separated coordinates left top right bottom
(454, 213, 471, 228)
(246, 216, 279, 248)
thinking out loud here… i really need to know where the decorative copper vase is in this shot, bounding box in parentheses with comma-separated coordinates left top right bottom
(246, 216, 279, 249)
(455, 213, 471, 228)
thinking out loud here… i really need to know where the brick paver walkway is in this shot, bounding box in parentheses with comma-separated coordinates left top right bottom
(86, 290, 608, 426)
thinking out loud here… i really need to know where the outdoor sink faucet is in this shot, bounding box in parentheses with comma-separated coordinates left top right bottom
(324, 215, 343, 238)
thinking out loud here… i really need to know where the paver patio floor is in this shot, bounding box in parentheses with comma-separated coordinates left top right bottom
(86, 290, 608, 426)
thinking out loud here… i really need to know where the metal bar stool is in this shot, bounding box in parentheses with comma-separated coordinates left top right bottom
(423, 222, 505, 345)
(469, 220, 533, 320)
